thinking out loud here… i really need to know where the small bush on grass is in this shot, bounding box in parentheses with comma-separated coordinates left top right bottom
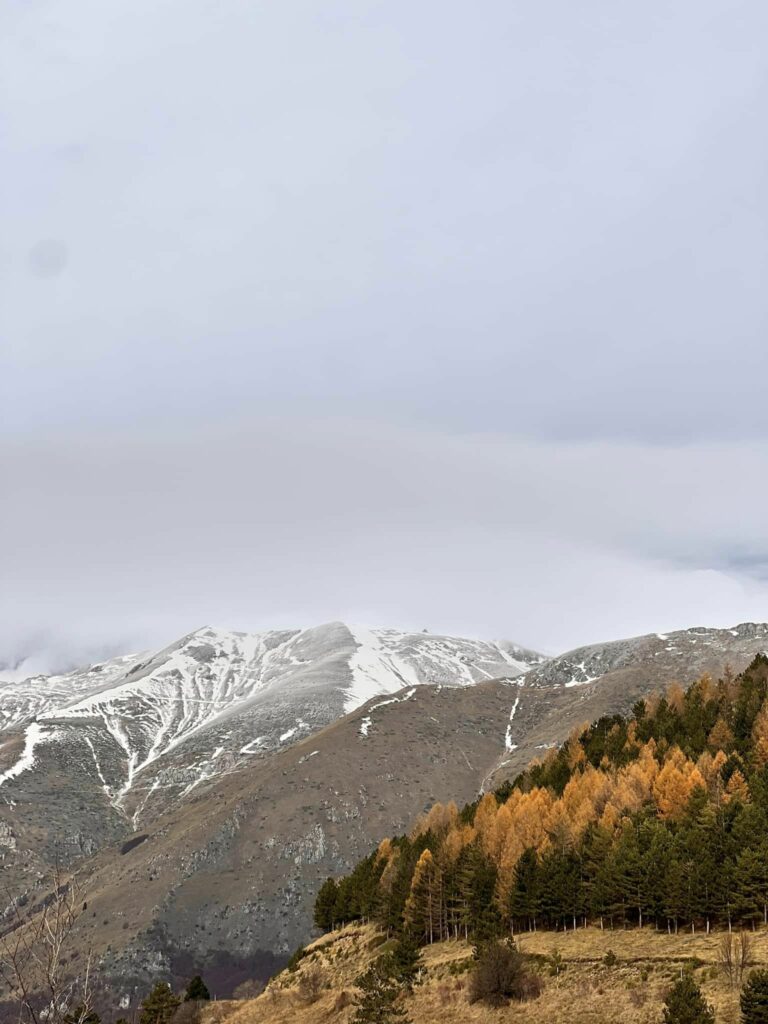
(468, 939, 543, 1008)
(297, 963, 326, 1005)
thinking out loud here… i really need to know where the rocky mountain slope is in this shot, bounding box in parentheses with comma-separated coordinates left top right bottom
(1, 621, 767, 1007)
(0, 623, 541, 894)
(480, 619, 768, 789)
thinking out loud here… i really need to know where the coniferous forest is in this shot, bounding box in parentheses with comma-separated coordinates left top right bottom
(316, 656, 768, 944)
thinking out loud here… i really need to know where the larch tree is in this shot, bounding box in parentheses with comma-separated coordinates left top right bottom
(725, 769, 751, 805)
(751, 703, 768, 769)
(404, 850, 444, 944)
(653, 749, 706, 819)
(708, 716, 735, 754)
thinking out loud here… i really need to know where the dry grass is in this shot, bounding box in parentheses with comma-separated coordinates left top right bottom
(200, 924, 762, 1024)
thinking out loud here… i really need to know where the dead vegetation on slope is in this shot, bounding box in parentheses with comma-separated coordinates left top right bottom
(200, 924, 762, 1024)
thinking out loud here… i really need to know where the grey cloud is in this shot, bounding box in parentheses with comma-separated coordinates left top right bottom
(2, 1, 767, 441)
(2, 2, 767, 669)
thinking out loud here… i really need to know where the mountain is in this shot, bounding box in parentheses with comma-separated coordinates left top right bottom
(2, 621, 767, 1008)
(0, 622, 542, 895)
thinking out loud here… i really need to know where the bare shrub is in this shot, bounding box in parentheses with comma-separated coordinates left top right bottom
(737, 931, 753, 982)
(719, 933, 735, 986)
(0, 870, 94, 1024)
(297, 963, 325, 1005)
(719, 931, 753, 987)
(516, 971, 544, 1001)
(232, 979, 264, 1000)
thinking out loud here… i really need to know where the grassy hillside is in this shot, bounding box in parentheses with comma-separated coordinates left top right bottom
(204, 923, 758, 1024)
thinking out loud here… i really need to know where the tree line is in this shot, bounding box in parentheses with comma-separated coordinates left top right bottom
(316, 655, 768, 942)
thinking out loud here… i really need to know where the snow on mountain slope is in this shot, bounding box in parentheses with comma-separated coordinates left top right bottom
(0, 654, 140, 733)
(517, 621, 768, 689)
(344, 625, 540, 711)
(0, 623, 543, 814)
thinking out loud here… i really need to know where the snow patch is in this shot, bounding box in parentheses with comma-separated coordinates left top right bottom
(240, 736, 265, 754)
(358, 688, 417, 738)
(0, 723, 52, 788)
(504, 695, 521, 751)
(563, 661, 598, 687)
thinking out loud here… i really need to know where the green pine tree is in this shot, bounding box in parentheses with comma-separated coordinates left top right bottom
(742, 969, 768, 1024)
(352, 961, 411, 1024)
(314, 877, 340, 931)
(509, 847, 541, 931)
(662, 974, 714, 1024)
(184, 976, 210, 1002)
(734, 849, 768, 927)
(384, 933, 423, 993)
(140, 982, 181, 1024)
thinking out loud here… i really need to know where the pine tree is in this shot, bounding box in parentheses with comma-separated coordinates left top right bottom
(314, 877, 340, 931)
(733, 849, 768, 927)
(184, 976, 210, 1002)
(662, 973, 714, 1024)
(457, 844, 502, 942)
(384, 933, 423, 992)
(140, 983, 181, 1024)
(509, 848, 540, 931)
(663, 847, 688, 933)
(741, 969, 768, 1024)
(352, 961, 411, 1024)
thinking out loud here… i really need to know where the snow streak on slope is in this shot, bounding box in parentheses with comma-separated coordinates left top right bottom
(0, 623, 545, 806)
(0, 723, 54, 788)
(34, 627, 299, 795)
(359, 688, 417, 737)
(504, 695, 521, 752)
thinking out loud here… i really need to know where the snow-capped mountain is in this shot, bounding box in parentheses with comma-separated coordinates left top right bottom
(0, 622, 543, 890)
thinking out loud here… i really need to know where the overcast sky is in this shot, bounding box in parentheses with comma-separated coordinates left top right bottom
(2, 1, 768, 673)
